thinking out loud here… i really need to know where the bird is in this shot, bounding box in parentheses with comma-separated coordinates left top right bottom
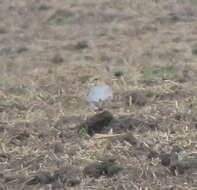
(87, 79, 113, 111)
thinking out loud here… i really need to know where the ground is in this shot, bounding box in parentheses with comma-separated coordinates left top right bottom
(0, 0, 197, 189)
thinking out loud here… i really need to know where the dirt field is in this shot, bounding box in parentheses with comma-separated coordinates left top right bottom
(0, 0, 197, 189)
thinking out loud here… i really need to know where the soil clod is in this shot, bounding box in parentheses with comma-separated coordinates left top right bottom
(78, 111, 113, 136)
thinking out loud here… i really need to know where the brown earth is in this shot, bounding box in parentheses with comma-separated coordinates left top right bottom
(0, 0, 197, 189)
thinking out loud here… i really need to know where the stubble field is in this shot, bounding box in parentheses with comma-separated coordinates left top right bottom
(0, 0, 197, 189)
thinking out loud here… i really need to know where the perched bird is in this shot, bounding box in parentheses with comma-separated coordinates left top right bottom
(87, 79, 113, 111)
